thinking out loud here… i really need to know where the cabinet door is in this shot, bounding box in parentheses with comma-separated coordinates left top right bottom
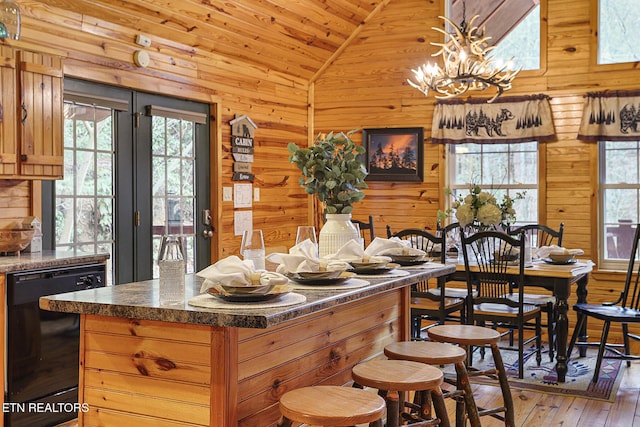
(18, 51, 64, 179)
(0, 46, 17, 176)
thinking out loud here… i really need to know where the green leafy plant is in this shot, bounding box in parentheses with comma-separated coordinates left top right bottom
(288, 130, 368, 214)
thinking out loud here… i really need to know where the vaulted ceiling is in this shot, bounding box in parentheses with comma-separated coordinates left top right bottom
(44, 0, 536, 81)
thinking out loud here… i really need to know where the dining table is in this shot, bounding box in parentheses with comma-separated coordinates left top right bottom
(446, 258, 594, 383)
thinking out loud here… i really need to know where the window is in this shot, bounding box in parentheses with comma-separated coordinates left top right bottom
(598, 0, 640, 64)
(57, 99, 116, 281)
(446, 142, 538, 226)
(447, 0, 542, 71)
(599, 141, 639, 269)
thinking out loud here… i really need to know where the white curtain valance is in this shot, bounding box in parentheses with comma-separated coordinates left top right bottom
(431, 94, 556, 144)
(577, 90, 640, 141)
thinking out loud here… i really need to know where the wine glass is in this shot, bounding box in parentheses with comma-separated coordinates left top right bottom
(352, 223, 365, 249)
(296, 226, 318, 257)
(240, 229, 266, 270)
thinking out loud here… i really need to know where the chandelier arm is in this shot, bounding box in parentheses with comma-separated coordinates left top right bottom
(408, 14, 520, 103)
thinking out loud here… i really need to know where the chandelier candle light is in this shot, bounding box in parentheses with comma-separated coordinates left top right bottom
(408, 10, 520, 103)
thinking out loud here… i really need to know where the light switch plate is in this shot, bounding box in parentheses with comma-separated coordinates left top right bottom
(223, 187, 232, 201)
(254, 188, 260, 201)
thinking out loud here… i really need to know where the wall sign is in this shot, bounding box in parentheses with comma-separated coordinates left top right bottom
(229, 114, 258, 182)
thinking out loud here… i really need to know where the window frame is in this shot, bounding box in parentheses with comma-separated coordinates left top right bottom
(590, 0, 640, 71)
(444, 0, 548, 77)
(598, 140, 639, 270)
(444, 141, 540, 227)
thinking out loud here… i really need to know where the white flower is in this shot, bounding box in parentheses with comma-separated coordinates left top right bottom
(477, 203, 503, 226)
(477, 191, 493, 204)
(455, 204, 476, 226)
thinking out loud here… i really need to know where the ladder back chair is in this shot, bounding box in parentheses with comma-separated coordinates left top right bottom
(568, 223, 640, 383)
(508, 223, 564, 248)
(386, 226, 464, 337)
(351, 215, 375, 246)
(461, 230, 543, 379)
(507, 223, 564, 360)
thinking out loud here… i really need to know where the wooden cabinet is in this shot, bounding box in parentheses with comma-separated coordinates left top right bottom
(0, 46, 64, 180)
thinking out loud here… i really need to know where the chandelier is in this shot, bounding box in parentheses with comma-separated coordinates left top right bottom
(408, 9, 520, 103)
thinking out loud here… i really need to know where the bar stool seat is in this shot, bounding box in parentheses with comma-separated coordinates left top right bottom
(352, 359, 450, 427)
(384, 341, 481, 427)
(428, 324, 515, 427)
(278, 385, 385, 427)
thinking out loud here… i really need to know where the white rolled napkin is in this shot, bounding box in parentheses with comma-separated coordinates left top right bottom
(323, 239, 391, 263)
(366, 237, 427, 257)
(196, 255, 288, 293)
(265, 239, 350, 274)
(536, 245, 584, 259)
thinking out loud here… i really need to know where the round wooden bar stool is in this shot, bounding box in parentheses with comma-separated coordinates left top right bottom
(277, 385, 385, 427)
(384, 341, 481, 427)
(352, 359, 451, 427)
(428, 324, 515, 427)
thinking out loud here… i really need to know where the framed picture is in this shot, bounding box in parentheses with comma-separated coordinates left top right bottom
(362, 127, 424, 182)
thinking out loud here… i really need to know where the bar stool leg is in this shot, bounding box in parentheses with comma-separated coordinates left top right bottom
(386, 390, 400, 427)
(430, 386, 451, 427)
(454, 361, 480, 427)
(490, 342, 516, 427)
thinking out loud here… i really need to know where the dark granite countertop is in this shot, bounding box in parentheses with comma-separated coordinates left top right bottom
(0, 250, 110, 274)
(39, 265, 455, 329)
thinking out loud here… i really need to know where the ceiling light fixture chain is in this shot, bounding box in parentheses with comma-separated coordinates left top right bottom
(407, 1, 520, 103)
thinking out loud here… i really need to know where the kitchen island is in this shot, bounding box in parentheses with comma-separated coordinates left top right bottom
(40, 265, 454, 427)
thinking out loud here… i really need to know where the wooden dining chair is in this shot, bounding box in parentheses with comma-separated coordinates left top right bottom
(507, 223, 565, 360)
(351, 215, 375, 245)
(386, 227, 464, 337)
(461, 230, 543, 379)
(508, 223, 564, 248)
(568, 223, 640, 383)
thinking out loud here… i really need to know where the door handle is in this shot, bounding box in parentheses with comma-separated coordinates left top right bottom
(202, 209, 211, 226)
(202, 209, 213, 238)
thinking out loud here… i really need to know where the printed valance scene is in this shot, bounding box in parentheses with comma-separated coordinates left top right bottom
(577, 90, 640, 141)
(431, 94, 556, 144)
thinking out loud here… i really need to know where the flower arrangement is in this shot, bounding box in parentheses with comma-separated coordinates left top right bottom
(438, 185, 526, 228)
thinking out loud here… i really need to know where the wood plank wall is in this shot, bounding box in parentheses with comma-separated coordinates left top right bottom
(312, 0, 638, 343)
(0, 0, 312, 260)
(0, 0, 636, 344)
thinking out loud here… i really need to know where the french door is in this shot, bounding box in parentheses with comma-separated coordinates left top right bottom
(43, 79, 211, 285)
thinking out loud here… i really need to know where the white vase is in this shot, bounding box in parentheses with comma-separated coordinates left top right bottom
(319, 213, 359, 258)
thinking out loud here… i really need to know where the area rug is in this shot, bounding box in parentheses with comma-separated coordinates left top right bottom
(458, 346, 625, 402)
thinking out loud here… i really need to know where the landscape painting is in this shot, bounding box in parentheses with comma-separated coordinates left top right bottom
(363, 127, 424, 182)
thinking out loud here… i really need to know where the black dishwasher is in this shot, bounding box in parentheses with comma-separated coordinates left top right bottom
(5, 263, 105, 427)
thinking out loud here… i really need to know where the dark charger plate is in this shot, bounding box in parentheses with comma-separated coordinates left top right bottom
(286, 272, 354, 285)
(207, 285, 291, 302)
(349, 263, 400, 275)
(542, 257, 577, 265)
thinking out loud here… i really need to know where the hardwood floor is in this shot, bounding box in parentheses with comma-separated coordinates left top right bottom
(56, 362, 640, 426)
(456, 361, 640, 426)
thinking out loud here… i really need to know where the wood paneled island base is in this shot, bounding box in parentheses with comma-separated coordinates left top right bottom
(40, 267, 455, 426)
